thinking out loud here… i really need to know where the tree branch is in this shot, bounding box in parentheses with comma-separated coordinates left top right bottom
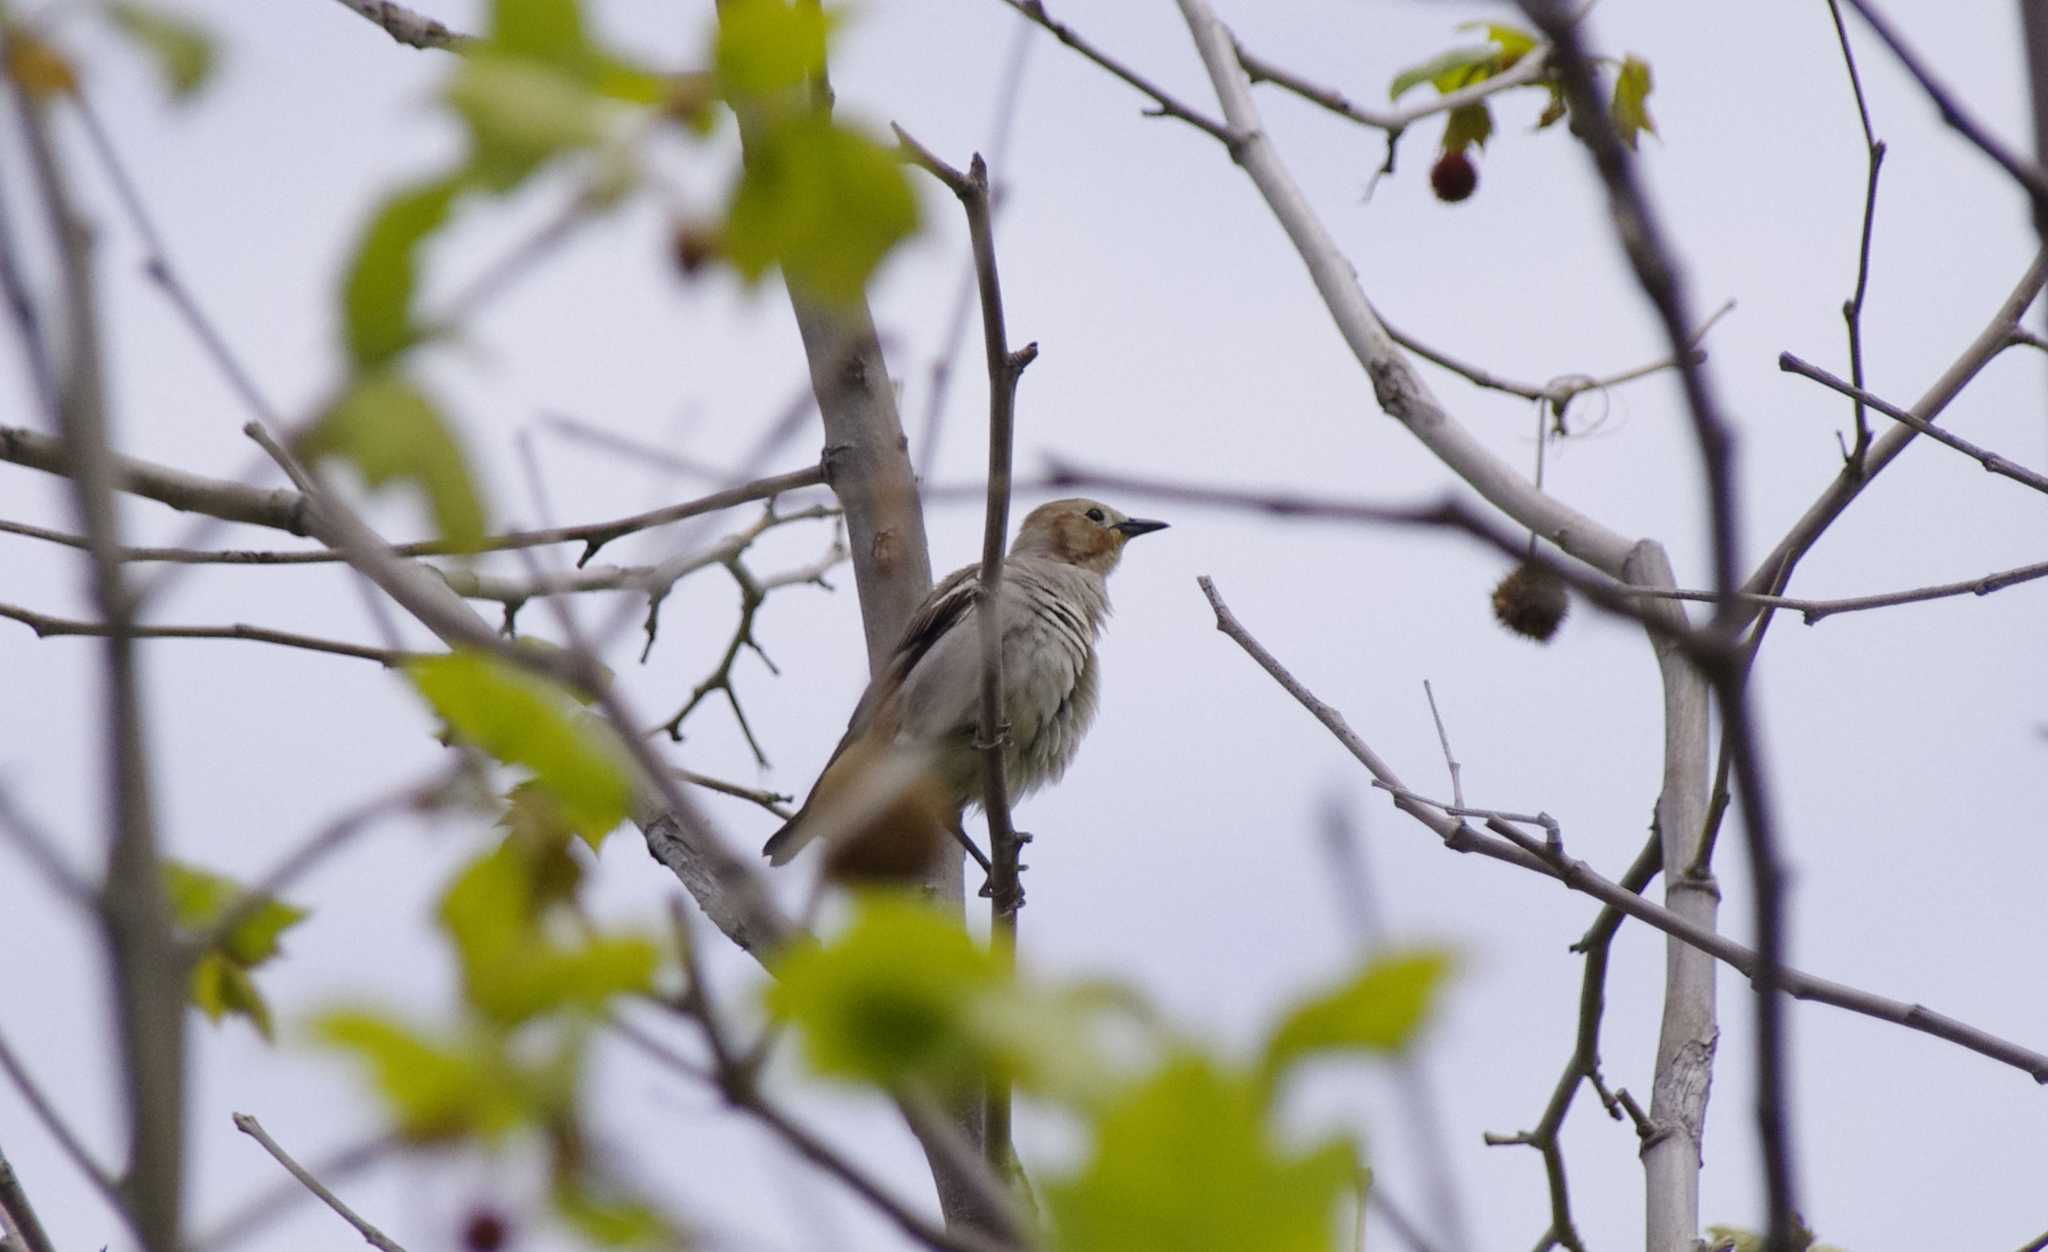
(231, 1115, 407, 1252)
(0, 602, 410, 666)
(1779, 352, 2048, 495)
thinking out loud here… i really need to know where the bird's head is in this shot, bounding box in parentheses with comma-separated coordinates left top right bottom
(1009, 497, 1168, 574)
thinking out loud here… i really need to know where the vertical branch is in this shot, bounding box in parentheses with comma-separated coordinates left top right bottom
(1825, 0, 1887, 463)
(894, 127, 1040, 1186)
(12, 84, 185, 1252)
(1524, 6, 1795, 1247)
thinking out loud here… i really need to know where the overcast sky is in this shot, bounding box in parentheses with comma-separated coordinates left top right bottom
(3, 2, 2045, 1250)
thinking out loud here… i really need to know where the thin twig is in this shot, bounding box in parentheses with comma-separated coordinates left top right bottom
(1741, 249, 2048, 608)
(1201, 575, 2048, 1085)
(0, 1143, 56, 1252)
(231, 1115, 407, 1252)
(1421, 681, 1464, 809)
(15, 76, 186, 1252)
(995, 0, 1238, 144)
(194, 1133, 396, 1252)
(1235, 34, 1551, 134)
(1522, 9, 1794, 1245)
(0, 786, 93, 908)
(1780, 352, 2048, 495)
(0, 602, 410, 666)
(1825, 0, 1886, 462)
(895, 126, 1037, 1183)
(1837, 0, 2048, 216)
(0, 1030, 126, 1221)
(322, 0, 468, 49)
(1622, 559, 2048, 624)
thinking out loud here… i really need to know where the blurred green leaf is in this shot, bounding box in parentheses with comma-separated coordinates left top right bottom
(499, 779, 588, 910)
(1441, 102, 1493, 153)
(341, 176, 460, 368)
(162, 860, 307, 1040)
(714, 0, 831, 98)
(552, 1175, 674, 1247)
(487, 0, 587, 67)
(163, 860, 308, 966)
(766, 893, 1005, 1092)
(190, 954, 276, 1039)
(723, 112, 917, 302)
(444, 53, 613, 192)
(301, 370, 487, 550)
(1388, 45, 1497, 101)
(106, 2, 216, 100)
(1536, 83, 1568, 130)
(438, 844, 657, 1024)
(1456, 20, 1539, 69)
(1046, 1054, 1357, 1252)
(406, 651, 632, 845)
(1262, 949, 1454, 1084)
(1612, 55, 1656, 150)
(315, 1011, 572, 1142)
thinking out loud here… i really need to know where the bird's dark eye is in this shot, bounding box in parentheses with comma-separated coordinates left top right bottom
(1085, 507, 1106, 523)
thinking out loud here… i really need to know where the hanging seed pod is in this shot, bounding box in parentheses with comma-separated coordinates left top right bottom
(1492, 559, 1568, 642)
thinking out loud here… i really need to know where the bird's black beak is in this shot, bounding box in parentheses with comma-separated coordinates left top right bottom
(1114, 518, 1168, 538)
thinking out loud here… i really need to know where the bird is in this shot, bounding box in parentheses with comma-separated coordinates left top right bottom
(761, 497, 1167, 881)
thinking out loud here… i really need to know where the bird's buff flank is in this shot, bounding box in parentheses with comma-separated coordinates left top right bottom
(762, 498, 1166, 880)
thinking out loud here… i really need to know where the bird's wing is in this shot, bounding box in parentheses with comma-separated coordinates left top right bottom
(762, 563, 979, 863)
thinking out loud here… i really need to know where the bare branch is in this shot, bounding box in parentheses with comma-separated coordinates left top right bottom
(0, 786, 94, 908)
(194, 1133, 396, 1252)
(1824, 0, 1886, 460)
(1234, 35, 1551, 134)
(231, 1115, 407, 1252)
(1202, 576, 2048, 1086)
(1837, 0, 2048, 214)
(0, 1144, 56, 1252)
(0, 602, 409, 666)
(1624, 558, 2048, 624)
(1779, 352, 2048, 495)
(1743, 248, 2048, 604)
(0, 1030, 125, 1223)
(994, 0, 1237, 144)
(896, 127, 1036, 1184)
(322, 0, 469, 50)
(14, 77, 186, 1251)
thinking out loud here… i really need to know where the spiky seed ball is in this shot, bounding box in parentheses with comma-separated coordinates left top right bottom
(1492, 560, 1568, 642)
(1430, 149, 1478, 203)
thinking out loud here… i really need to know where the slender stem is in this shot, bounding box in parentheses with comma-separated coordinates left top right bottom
(0, 1143, 57, 1252)
(231, 1115, 407, 1252)
(1780, 352, 2048, 495)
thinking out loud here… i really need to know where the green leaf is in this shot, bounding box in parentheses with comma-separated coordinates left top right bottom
(713, 0, 832, 98)
(1262, 949, 1454, 1084)
(765, 893, 1006, 1092)
(191, 955, 277, 1039)
(106, 2, 217, 100)
(339, 175, 461, 368)
(163, 861, 308, 966)
(1441, 102, 1493, 153)
(552, 1175, 674, 1247)
(1388, 45, 1498, 101)
(406, 651, 633, 844)
(723, 112, 918, 302)
(1611, 55, 1656, 150)
(487, 0, 587, 68)
(1046, 1054, 1358, 1252)
(1456, 20, 1539, 68)
(315, 1011, 571, 1142)
(162, 860, 307, 1039)
(438, 844, 657, 1024)
(301, 371, 487, 551)
(444, 53, 613, 192)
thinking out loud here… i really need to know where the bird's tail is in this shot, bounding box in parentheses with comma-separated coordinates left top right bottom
(761, 811, 814, 866)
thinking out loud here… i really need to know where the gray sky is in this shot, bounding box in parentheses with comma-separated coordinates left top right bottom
(3, 1, 2045, 1250)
